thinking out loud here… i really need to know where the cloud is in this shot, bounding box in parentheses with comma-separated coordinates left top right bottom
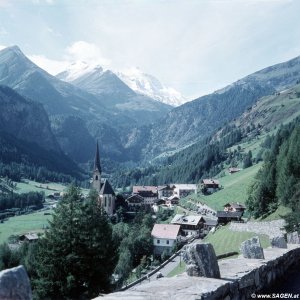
(28, 54, 69, 75)
(28, 41, 111, 75)
(0, 45, 6, 50)
(65, 41, 111, 67)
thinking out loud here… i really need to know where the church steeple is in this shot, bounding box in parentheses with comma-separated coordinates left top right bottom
(94, 141, 101, 173)
(92, 141, 102, 192)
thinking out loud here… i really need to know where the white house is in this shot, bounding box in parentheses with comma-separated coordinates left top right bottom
(151, 224, 181, 255)
(173, 184, 197, 198)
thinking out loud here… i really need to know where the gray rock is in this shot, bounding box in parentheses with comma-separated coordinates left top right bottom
(0, 265, 32, 300)
(270, 236, 287, 248)
(182, 242, 220, 278)
(240, 236, 265, 259)
(287, 231, 300, 244)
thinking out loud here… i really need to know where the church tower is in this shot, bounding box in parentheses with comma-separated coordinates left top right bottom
(92, 141, 101, 192)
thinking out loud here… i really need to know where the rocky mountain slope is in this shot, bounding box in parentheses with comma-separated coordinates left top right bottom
(117, 68, 186, 106)
(0, 46, 171, 163)
(141, 55, 300, 159)
(0, 86, 80, 177)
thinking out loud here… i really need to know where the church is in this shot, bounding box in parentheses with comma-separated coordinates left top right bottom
(91, 142, 115, 215)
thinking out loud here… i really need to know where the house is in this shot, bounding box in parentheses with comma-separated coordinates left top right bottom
(216, 211, 243, 224)
(132, 186, 158, 205)
(201, 179, 220, 193)
(166, 195, 180, 206)
(173, 184, 197, 198)
(228, 167, 241, 174)
(202, 217, 218, 233)
(158, 185, 175, 198)
(19, 233, 39, 243)
(151, 224, 181, 255)
(223, 202, 246, 213)
(171, 214, 204, 236)
(91, 142, 115, 215)
(126, 194, 144, 211)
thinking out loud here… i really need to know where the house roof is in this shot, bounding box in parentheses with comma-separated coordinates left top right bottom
(224, 202, 246, 209)
(151, 224, 180, 240)
(203, 217, 218, 226)
(202, 179, 220, 185)
(126, 194, 144, 203)
(158, 185, 175, 191)
(228, 167, 241, 173)
(100, 179, 115, 195)
(133, 186, 158, 194)
(171, 214, 204, 226)
(173, 184, 197, 190)
(217, 211, 243, 218)
(20, 233, 39, 241)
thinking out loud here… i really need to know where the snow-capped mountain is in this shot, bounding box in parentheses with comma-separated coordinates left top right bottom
(56, 61, 104, 82)
(57, 62, 186, 106)
(117, 68, 186, 106)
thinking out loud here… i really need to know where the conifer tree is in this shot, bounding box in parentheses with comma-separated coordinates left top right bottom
(34, 186, 117, 299)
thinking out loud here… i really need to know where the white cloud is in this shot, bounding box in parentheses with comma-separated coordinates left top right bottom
(65, 41, 111, 67)
(0, 45, 6, 50)
(28, 41, 111, 75)
(28, 54, 69, 75)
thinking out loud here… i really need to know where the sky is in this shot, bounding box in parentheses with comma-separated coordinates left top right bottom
(1, 0, 300, 100)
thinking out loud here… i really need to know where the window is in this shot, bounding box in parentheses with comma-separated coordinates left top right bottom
(166, 240, 169, 245)
(157, 240, 160, 244)
(95, 175, 98, 180)
(105, 197, 107, 207)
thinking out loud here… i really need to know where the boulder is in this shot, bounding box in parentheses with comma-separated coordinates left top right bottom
(287, 231, 300, 244)
(182, 242, 220, 278)
(240, 236, 264, 259)
(270, 236, 287, 249)
(0, 265, 32, 300)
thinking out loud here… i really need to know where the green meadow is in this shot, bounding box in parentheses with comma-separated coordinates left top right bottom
(0, 210, 52, 244)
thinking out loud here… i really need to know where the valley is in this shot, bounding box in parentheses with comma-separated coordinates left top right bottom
(1, 44, 300, 298)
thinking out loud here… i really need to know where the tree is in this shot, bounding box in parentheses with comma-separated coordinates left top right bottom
(34, 186, 117, 299)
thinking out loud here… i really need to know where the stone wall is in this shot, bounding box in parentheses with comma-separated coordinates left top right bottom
(97, 244, 300, 300)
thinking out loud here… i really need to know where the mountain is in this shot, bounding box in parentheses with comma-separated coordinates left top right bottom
(56, 61, 172, 125)
(57, 62, 186, 107)
(0, 46, 171, 163)
(116, 68, 186, 106)
(112, 81, 300, 188)
(140, 79, 274, 158)
(140, 55, 300, 159)
(0, 85, 60, 152)
(0, 85, 81, 177)
(246, 55, 300, 92)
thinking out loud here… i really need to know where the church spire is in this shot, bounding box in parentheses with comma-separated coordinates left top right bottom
(94, 141, 101, 173)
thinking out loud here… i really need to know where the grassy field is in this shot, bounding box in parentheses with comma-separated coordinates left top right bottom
(259, 205, 292, 221)
(0, 210, 52, 244)
(204, 225, 270, 256)
(13, 179, 89, 196)
(184, 163, 262, 212)
(167, 225, 271, 277)
(14, 180, 68, 196)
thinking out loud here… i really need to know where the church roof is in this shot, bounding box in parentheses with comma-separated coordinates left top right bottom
(94, 141, 101, 173)
(100, 179, 115, 195)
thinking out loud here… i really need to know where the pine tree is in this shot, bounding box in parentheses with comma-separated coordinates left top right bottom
(34, 186, 117, 299)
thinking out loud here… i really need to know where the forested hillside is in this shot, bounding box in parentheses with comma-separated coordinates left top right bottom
(246, 117, 300, 230)
(0, 86, 82, 182)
